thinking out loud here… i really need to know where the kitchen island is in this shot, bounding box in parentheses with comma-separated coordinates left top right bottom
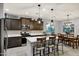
(26, 35, 57, 56)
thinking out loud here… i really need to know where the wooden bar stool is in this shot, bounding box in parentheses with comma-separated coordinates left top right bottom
(77, 35, 79, 46)
(58, 34, 64, 54)
(68, 37, 78, 49)
(33, 37, 46, 56)
(63, 34, 69, 45)
(48, 35, 56, 56)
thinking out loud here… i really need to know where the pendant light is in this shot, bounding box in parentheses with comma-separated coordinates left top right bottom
(50, 8, 55, 34)
(65, 14, 72, 26)
(64, 14, 73, 34)
(50, 8, 54, 25)
(37, 4, 42, 24)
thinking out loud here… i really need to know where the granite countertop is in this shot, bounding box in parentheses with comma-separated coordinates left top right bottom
(26, 36, 55, 43)
(7, 34, 22, 37)
(6, 30, 44, 37)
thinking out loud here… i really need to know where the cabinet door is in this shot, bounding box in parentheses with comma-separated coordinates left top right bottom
(21, 18, 31, 25)
(4, 37, 21, 48)
(6, 19, 11, 30)
(11, 20, 18, 30)
(18, 19, 22, 30)
(22, 18, 26, 25)
(32, 21, 43, 30)
(11, 19, 21, 30)
(6, 19, 21, 30)
(25, 18, 31, 25)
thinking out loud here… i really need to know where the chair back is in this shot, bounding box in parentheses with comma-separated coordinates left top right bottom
(77, 35, 79, 40)
(49, 36, 56, 45)
(37, 37, 46, 47)
(58, 33, 64, 40)
(68, 34, 74, 37)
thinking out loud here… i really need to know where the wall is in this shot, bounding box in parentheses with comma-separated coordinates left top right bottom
(0, 3, 4, 18)
(43, 19, 63, 34)
(57, 18, 79, 36)
(70, 18, 79, 36)
(5, 13, 20, 19)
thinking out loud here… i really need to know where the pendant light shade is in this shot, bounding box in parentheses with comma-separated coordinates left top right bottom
(37, 4, 42, 24)
(65, 14, 72, 25)
(50, 8, 54, 22)
(63, 14, 74, 34)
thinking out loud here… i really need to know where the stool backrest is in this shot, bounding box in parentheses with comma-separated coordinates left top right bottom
(68, 34, 74, 37)
(58, 34, 64, 40)
(49, 36, 56, 45)
(37, 37, 46, 47)
(77, 35, 79, 40)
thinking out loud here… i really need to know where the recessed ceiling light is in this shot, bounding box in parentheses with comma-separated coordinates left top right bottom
(42, 8, 46, 11)
(25, 12, 29, 15)
(5, 9, 9, 11)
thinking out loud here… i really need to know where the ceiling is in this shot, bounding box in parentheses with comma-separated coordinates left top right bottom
(4, 3, 79, 21)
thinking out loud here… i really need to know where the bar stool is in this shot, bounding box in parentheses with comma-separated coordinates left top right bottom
(33, 37, 46, 56)
(58, 34, 64, 55)
(63, 35, 69, 45)
(48, 36, 56, 56)
(68, 37, 78, 49)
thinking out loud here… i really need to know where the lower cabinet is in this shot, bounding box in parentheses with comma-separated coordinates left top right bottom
(4, 37, 22, 49)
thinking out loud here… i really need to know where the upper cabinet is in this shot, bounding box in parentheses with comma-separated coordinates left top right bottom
(32, 20, 43, 30)
(21, 18, 43, 30)
(21, 18, 31, 25)
(6, 19, 22, 30)
(5, 18, 43, 30)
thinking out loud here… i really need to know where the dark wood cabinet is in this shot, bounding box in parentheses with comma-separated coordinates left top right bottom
(11, 19, 21, 30)
(4, 37, 22, 49)
(21, 18, 31, 25)
(21, 18, 43, 30)
(6, 19, 21, 30)
(32, 20, 43, 30)
(6, 18, 43, 30)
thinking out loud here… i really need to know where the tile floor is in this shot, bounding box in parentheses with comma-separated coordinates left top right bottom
(4, 45, 79, 56)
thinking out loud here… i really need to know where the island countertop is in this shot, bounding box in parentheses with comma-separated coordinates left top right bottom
(26, 35, 56, 43)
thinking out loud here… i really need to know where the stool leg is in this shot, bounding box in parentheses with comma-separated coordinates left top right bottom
(62, 41, 64, 54)
(33, 47, 35, 56)
(57, 44, 59, 56)
(40, 50, 41, 56)
(43, 49, 45, 56)
(73, 42, 74, 49)
(53, 48, 55, 56)
(76, 42, 78, 49)
(78, 41, 79, 46)
(48, 47, 50, 56)
(52, 47, 55, 56)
